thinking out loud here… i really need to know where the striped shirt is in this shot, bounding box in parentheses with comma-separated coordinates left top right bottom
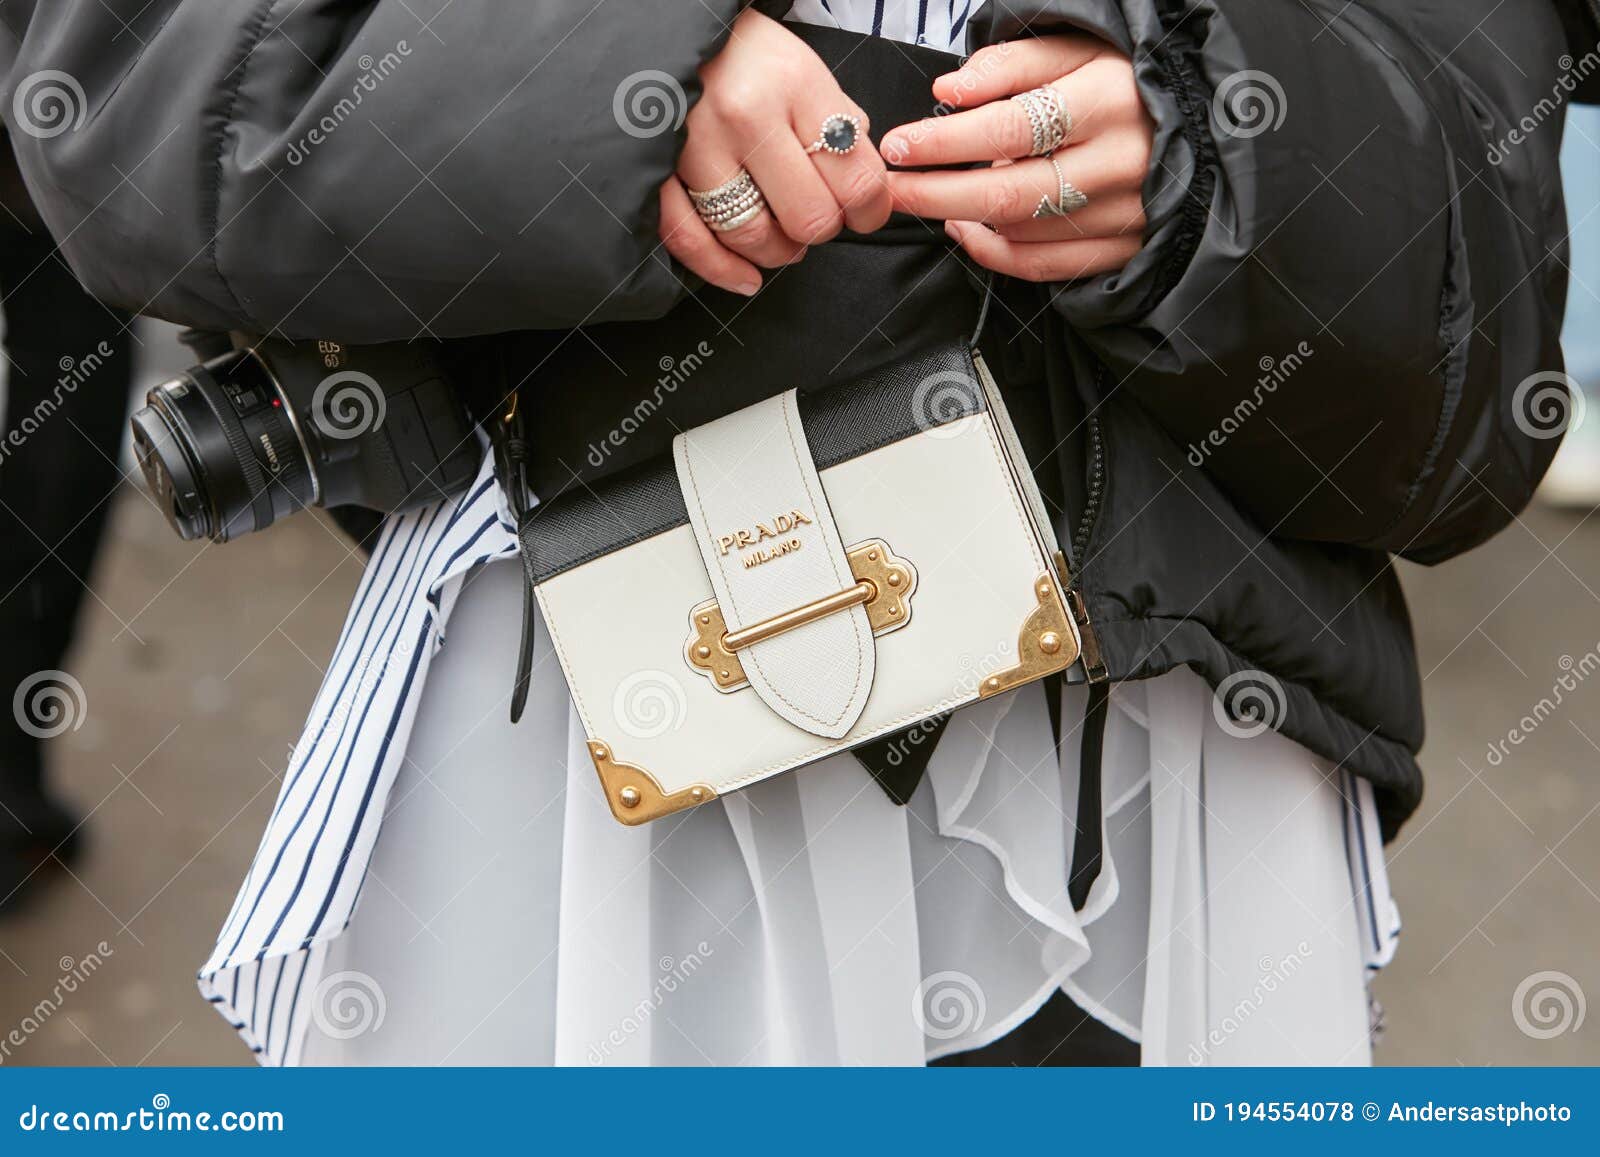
(199, 451, 521, 1063)
(784, 1, 974, 50)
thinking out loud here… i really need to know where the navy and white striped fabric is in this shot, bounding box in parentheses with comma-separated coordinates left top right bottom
(198, 450, 519, 1065)
(784, 0, 973, 51)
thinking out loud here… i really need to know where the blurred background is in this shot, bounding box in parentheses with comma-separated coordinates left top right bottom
(2, 119, 1598, 1066)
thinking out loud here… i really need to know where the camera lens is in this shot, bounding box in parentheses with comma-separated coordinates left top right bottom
(128, 350, 318, 542)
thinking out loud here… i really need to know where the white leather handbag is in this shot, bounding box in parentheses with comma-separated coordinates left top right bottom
(516, 342, 1103, 825)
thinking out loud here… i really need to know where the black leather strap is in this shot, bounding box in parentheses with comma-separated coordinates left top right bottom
(1066, 678, 1109, 910)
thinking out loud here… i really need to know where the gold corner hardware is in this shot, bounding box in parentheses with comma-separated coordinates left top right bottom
(588, 740, 716, 826)
(978, 572, 1080, 699)
(686, 539, 916, 692)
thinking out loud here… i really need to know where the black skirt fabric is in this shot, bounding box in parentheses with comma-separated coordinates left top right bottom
(932, 990, 1140, 1067)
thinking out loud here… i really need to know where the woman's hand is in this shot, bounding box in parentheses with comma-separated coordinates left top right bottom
(881, 37, 1155, 283)
(659, 8, 892, 296)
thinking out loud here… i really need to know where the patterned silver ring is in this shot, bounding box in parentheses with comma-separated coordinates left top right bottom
(1011, 86, 1072, 158)
(687, 169, 767, 232)
(804, 113, 862, 156)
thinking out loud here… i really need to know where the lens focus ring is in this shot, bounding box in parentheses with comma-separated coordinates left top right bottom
(194, 363, 276, 540)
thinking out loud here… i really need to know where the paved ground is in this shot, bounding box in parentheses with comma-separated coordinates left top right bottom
(1, 337, 1597, 1066)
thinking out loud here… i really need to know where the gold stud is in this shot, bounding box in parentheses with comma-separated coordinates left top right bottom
(699, 614, 711, 625)
(718, 669, 731, 679)
(618, 785, 641, 808)
(889, 606, 900, 616)
(887, 573, 902, 587)
(593, 745, 610, 761)
(1039, 631, 1061, 655)
(691, 787, 706, 801)
(696, 644, 712, 659)
(985, 676, 1000, 691)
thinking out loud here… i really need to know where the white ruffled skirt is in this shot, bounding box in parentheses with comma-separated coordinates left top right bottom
(301, 559, 1398, 1066)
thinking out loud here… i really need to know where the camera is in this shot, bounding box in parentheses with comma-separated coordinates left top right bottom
(130, 335, 480, 542)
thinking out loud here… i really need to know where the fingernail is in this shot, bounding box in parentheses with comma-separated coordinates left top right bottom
(944, 221, 964, 242)
(881, 133, 906, 156)
(733, 279, 760, 297)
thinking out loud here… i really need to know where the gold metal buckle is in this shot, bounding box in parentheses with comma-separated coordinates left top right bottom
(686, 539, 916, 691)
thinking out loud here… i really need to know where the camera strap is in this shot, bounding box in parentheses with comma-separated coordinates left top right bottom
(488, 385, 538, 724)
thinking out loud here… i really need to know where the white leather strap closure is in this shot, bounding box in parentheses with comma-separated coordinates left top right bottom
(673, 390, 874, 739)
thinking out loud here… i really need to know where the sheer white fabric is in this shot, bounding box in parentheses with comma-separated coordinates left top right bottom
(300, 560, 1396, 1066)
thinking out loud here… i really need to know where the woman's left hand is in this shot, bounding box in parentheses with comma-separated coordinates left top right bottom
(880, 36, 1155, 283)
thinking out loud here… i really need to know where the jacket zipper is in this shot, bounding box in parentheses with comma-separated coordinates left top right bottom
(1061, 362, 1109, 682)
(1069, 405, 1106, 583)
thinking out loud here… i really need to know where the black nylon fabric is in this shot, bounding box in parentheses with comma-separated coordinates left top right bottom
(1, 5, 1588, 837)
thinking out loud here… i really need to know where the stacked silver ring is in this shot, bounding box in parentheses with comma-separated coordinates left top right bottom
(687, 169, 765, 232)
(1034, 156, 1090, 219)
(1010, 86, 1072, 157)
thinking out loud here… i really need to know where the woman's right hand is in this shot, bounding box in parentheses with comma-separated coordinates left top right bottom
(659, 8, 892, 296)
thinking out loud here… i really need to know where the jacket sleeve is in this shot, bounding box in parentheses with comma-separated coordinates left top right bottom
(0, 1, 747, 342)
(972, 0, 1577, 563)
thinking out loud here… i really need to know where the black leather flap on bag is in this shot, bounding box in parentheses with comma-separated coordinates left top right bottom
(517, 342, 985, 585)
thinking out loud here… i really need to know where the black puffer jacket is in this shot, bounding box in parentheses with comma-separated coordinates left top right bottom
(3, 0, 1594, 834)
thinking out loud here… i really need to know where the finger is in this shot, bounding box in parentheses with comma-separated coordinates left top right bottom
(708, 202, 808, 269)
(995, 193, 1146, 242)
(944, 220, 1142, 283)
(658, 178, 763, 296)
(678, 155, 806, 269)
(794, 107, 892, 234)
(744, 128, 846, 246)
(929, 38, 1104, 109)
(884, 58, 1140, 166)
(888, 134, 1144, 225)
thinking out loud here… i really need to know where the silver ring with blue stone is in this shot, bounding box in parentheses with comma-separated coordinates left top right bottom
(805, 113, 862, 156)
